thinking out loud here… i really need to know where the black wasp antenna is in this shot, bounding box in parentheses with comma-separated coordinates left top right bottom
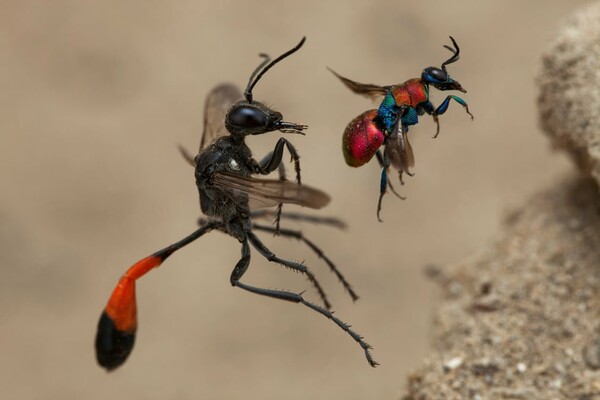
(244, 37, 306, 103)
(246, 53, 271, 97)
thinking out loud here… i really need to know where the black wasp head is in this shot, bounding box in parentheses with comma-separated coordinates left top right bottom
(225, 100, 306, 136)
(225, 37, 308, 137)
(421, 36, 467, 93)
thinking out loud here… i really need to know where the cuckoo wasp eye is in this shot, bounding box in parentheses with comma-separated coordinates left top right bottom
(422, 67, 448, 83)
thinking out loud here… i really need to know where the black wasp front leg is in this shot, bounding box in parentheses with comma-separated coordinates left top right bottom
(252, 137, 302, 184)
(230, 238, 378, 367)
(255, 150, 288, 234)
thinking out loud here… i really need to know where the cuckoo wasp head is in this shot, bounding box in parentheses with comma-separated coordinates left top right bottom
(421, 36, 467, 93)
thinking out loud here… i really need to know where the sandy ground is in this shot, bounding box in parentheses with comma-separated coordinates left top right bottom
(403, 176, 600, 399)
(0, 1, 586, 399)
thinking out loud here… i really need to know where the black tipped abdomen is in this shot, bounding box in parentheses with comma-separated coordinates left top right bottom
(95, 312, 136, 371)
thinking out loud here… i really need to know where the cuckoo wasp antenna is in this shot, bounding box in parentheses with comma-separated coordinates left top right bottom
(441, 36, 461, 72)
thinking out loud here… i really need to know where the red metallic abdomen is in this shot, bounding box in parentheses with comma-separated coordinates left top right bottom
(342, 109, 385, 167)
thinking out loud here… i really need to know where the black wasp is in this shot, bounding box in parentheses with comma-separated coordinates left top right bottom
(95, 37, 377, 370)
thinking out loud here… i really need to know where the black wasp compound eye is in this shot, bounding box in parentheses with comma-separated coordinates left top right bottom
(228, 106, 267, 129)
(423, 67, 448, 83)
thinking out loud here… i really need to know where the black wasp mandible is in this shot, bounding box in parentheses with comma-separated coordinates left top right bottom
(95, 37, 377, 370)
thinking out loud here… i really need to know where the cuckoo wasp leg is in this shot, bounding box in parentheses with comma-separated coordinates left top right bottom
(376, 150, 406, 196)
(431, 95, 474, 138)
(230, 239, 378, 367)
(376, 149, 407, 222)
(252, 222, 359, 301)
(377, 164, 388, 223)
(417, 101, 441, 139)
(95, 222, 217, 371)
(245, 230, 331, 309)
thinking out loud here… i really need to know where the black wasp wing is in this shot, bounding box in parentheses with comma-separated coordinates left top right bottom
(199, 83, 243, 151)
(328, 68, 388, 101)
(385, 123, 415, 174)
(178, 83, 242, 165)
(212, 172, 330, 210)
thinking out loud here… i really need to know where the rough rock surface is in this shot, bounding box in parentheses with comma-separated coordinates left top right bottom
(402, 177, 600, 399)
(538, 2, 600, 185)
(402, 3, 600, 399)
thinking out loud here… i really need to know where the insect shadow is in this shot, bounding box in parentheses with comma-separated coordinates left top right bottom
(95, 37, 377, 371)
(329, 36, 474, 221)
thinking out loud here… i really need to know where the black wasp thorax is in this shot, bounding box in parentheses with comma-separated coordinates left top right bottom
(194, 136, 253, 221)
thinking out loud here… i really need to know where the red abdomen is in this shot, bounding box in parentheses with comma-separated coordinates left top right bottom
(342, 109, 385, 167)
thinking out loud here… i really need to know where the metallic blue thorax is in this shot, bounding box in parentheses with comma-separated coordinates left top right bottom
(376, 92, 401, 134)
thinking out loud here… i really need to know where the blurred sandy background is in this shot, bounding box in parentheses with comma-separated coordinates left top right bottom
(0, 1, 585, 399)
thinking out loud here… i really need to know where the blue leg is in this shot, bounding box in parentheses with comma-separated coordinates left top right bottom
(432, 95, 474, 138)
(375, 149, 408, 222)
(376, 150, 406, 196)
(377, 162, 388, 222)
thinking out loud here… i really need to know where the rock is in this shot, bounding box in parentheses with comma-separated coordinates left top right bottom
(538, 2, 600, 188)
(582, 339, 600, 370)
(402, 177, 600, 399)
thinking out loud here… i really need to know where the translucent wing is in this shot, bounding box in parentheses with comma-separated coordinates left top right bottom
(385, 124, 415, 174)
(212, 172, 330, 210)
(199, 83, 243, 151)
(328, 68, 388, 101)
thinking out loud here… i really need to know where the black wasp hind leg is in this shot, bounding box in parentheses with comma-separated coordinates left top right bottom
(230, 239, 378, 367)
(252, 222, 359, 302)
(245, 230, 331, 309)
(250, 210, 347, 230)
